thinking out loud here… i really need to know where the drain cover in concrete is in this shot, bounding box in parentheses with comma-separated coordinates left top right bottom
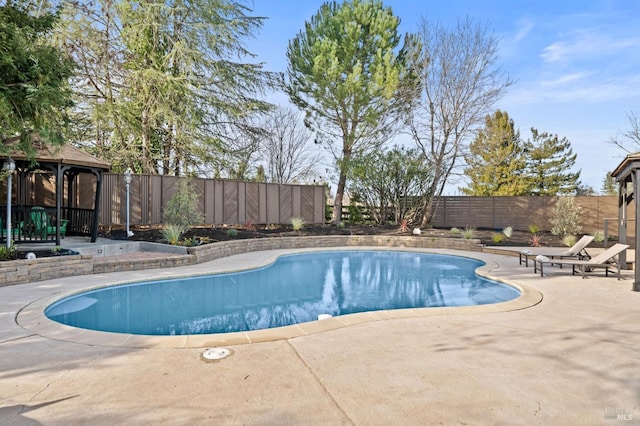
(202, 347, 232, 362)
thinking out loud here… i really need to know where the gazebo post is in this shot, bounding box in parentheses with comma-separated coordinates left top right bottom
(634, 170, 640, 291)
(611, 152, 640, 291)
(91, 170, 103, 242)
(617, 180, 628, 267)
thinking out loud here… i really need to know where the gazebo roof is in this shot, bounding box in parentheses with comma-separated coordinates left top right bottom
(611, 152, 640, 182)
(3, 141, 110, 170)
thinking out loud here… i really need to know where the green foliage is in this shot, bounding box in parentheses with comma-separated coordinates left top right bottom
(180, 236, 201, 247)
(464, 115, 582, 197)
(528, 224, 540, 234)
(562, 234, 577, 248)
(601, 172, 617, 195)
(285, 0, 418, 222)
(491, 233, 504, 243)
(0, 2, 74, 157)
(347, 204, 363, 224)
(160, 224, 183, 245)
(524, 129, 581, 196)
(290, 217, 305, 231)
(325, 204, 333, 223)
(593, 229, 605, 243)
(162, 179, 204, 234)
(463, 111, 528, 196)
(337, 221, 346, 228)
(226, 228, 239, 237)
(0, 244, 16, 261)
(462, 227, 476, 239)
(550, 197, 583, 238)
(348, 145, 431, 225)
(60, 0, 273, 174)
(450, 227, 461, 235)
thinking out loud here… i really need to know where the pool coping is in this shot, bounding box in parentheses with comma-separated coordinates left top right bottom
(16, 247, 543, 349)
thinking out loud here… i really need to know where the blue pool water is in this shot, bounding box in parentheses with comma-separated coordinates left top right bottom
(46, 251, 520, 335)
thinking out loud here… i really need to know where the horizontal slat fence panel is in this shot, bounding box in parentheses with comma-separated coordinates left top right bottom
(428, 195, 627, 233)
(3, 172, 635, 238)
(11, 172, 632, 235)
(90, 174, 326, 227)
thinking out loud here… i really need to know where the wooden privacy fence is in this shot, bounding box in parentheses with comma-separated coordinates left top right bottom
(93, 174, 326, 227)
(25, 172, 627, 234)
(428, 196, 627, 234)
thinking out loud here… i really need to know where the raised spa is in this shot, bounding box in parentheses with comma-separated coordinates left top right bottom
(46, 251, 520, 335)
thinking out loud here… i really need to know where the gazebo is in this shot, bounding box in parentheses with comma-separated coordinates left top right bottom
(610, 152, 640, 291)
(1, 142, 110, 246)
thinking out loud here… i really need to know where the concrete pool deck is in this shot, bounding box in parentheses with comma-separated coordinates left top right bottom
(1, 247, 639, 424)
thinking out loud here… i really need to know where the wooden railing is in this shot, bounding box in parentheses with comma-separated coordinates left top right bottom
(0, 205, 94, 244)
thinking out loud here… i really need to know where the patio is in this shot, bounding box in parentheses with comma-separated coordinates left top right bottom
(0, 248, 638, 424)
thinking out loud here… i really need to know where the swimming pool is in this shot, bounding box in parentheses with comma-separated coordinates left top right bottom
(46, 250, 520, 336)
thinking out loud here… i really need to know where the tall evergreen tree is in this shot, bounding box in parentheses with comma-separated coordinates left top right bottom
(59, 0, 274, 174)
(0, 1, 74, 156)
(601, 172, 618, 195)
(285, 0, 418, 223)
(463, 110, 527, 195)
(524, 128, 581, 195)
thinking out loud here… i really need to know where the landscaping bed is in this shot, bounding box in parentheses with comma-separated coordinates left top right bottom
(100, 224, 579, 248)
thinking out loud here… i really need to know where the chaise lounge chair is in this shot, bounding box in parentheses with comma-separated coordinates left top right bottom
(534, 243, 629, 278)
(518, 235, 594, 267)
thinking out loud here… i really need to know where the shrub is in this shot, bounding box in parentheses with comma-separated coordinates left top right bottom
(180, 236, 201, 247)
(593, 230, 605, 243)
(337, 221, 345, 228)
(347, 203, 363, 224)
(226, 228, 239, 237)
(491, 233, 504, 243)
(290, 217, 305, 231)
(562, 234, 577, 248)
(0, 243, 16, 260)
(462, 227, 476, 239)
(450, 227, 461, 235)
(162, 178, 204, 234)
(529, 234, 542, 247)
(161, 224, 183, 245)
(528, 224, 540, 234)
(502, 226, 513, 238)
(550, 197, 582, 238)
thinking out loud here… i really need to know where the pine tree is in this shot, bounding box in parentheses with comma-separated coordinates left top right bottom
(524, 129, 581, 196)
(59, 0, 274, 174)
(0, 2, 74, 156)
(285, 0, 418, 223)
(601, 172, 618, 195)
(463, 110, 528, 195)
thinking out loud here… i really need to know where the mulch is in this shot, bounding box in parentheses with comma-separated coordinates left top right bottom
(99, 224, 575, 248)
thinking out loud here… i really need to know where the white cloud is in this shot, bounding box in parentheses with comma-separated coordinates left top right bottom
(540, 72, 590, 87)
(541, 29, 640, 64)
(513, 18, 534, 43)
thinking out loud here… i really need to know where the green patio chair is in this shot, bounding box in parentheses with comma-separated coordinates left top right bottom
(30, 207, 68, 239)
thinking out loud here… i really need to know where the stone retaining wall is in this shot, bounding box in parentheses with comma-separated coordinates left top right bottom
(0, 255, 94, 286)
(0, 236, 483, 286)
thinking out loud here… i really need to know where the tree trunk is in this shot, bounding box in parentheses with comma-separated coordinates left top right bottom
(331, 170, 347, 223)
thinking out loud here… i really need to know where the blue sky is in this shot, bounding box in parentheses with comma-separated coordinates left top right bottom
(246, 0, 640, 194)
